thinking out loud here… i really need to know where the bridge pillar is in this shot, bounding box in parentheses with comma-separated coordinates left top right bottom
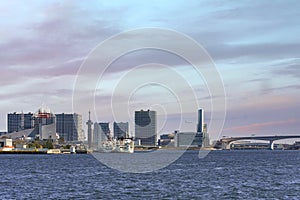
(221, 141, 231, 150)
(226, 143, 232, 150)
(221, 142, 227, 150)
(269, 140, 275, 150)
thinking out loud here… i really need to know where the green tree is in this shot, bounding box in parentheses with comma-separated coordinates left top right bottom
(43, 140, 54, 149)
(58, 137, 65, 144)
(28, 141, 42, 148)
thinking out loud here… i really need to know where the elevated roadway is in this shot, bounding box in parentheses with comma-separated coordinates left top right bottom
(220, 135, 300, 150)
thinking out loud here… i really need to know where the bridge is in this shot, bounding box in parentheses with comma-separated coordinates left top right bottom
(220, 135, 300, 150)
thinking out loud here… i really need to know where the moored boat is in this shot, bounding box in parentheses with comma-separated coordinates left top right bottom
(96, 138, 134, 153)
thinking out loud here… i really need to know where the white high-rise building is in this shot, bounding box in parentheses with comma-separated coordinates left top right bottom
(86, 111, 93, 148)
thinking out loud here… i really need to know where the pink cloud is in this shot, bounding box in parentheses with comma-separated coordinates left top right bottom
(224, 118, 299, 134)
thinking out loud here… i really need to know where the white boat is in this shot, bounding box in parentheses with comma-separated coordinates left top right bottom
(97, 138, 134, 153)
(114, 139, 135, 153)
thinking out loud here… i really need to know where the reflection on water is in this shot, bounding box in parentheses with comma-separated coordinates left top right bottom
(1, 151, 300, 199)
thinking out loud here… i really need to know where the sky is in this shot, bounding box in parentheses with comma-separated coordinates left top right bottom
(0, 0, 300, 141)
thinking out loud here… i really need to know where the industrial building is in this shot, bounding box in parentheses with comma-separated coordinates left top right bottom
(174, 132, 203, 147)
(0, 138, 13, 147)
(173, 108, 209, 148)
(0, 138, 13, 151)
(158, 133, 175, 147)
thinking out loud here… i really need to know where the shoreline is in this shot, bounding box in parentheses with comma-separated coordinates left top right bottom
(1, 148, 299, 154)
(0, 149, 88, 154)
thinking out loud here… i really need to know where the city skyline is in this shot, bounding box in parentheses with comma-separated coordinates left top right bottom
(2, 108, 203, 139)
(0, 1, 299, 140)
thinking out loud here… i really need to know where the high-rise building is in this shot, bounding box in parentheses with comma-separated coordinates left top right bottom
(98, 123, 110, 138)
(196, 109, 210, 147)
(93, 122, 111, 149)
(93, 123, 100, 149)
(113, 122, 129, 139)
(33, 106, 57, 140)
(197, 109, 204, 133)
(56, 113, 83, 142)
(202, 123, 210, 147)
(173, 109, 208, 148)
(7, 112, 34, 133)
(6, 106, 59, 141)
(135, 109, 157, 146)
(24, 113, 34, 129)
(8, 112, 24, 133)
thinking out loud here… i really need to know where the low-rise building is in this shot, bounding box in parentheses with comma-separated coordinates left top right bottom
(0, 132, 7, 136)
(0, 138, 13, 151)
(174, 132, 203, 148)
(158, 133, 175, 147)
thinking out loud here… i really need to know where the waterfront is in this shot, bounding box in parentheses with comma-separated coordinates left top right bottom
(1, 150, 300, 199)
